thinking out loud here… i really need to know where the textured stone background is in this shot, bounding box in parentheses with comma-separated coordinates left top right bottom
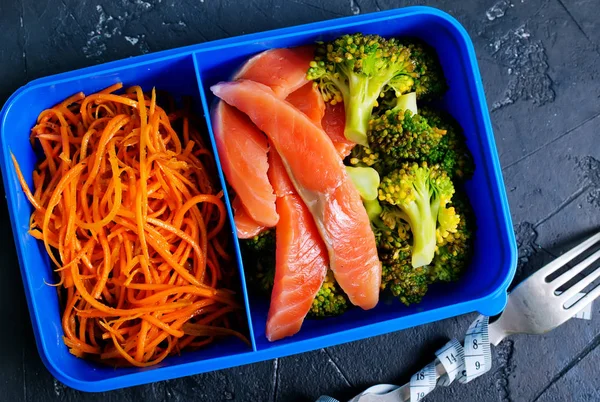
(0, 0, 599, 401)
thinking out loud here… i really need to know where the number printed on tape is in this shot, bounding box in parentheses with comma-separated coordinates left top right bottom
(459, 315, 491, 384)
(410, 362, 436, 401)
(409, 315, 492, 401)
(435, 338, 465, 386)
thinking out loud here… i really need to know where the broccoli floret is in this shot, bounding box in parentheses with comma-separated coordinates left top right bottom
(372, 173, 472, 288)
(401, 39, 447, 100)
(371, 215, 429, 305)
(241, 229, 276, 292)
(428, 191, 475, 283)
(420, 108, 474, 180)
(347, 143, 380, 168)
(378, 162, 455, 268)
(308, 270, 349, 318)
(242, 229, 275, 254)
(436, 203, 460, 245)
(434, 174, 460, 246)
(373, 192, 471, 304)
(307, 33, 416, 146)
(377, 205, 412, 255)
(383, 262, 429, 305)
(367, 100, 446, 173)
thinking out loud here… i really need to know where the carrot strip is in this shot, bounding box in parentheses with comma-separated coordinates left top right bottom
(142, 314, 184, 338)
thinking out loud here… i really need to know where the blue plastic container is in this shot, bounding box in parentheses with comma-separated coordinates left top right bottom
(0, 6, 516, 392)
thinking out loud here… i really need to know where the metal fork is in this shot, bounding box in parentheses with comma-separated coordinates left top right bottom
(345, 231, 600, 402)
(487, 231, 600, 345)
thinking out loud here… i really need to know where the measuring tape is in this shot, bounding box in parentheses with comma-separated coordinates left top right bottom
(319, 315, 492, 402)
(318, 298, 593, 402)
(409, 315, 491, 401)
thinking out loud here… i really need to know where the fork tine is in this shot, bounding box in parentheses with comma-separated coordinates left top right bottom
(535, 232, 600, 278)
(567, 282, 600, 315)
(552, 248, 600, 290)
(557, 249, 600, 302)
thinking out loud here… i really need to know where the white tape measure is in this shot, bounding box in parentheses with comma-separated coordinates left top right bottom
(317, 302, 593, 402)
(409, 315, 491, 401)
(458, 315, 492, 384)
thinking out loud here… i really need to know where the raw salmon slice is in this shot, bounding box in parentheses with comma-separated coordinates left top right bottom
(266, 151, 328, 341)
(231, 196, 265, 239)
(212, 80, 344, 194)
(285, 83, 325, 125)
(268, 147, 296, 197)
(287, 84, 355, 159)
(322, 103, 356, 158)
(211, 102, 278, 227)
(322, 179, 381, 309)
(211, 80, 381, 310)
(233, 46, 315, 99)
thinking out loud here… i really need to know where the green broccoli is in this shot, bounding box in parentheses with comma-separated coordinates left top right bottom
(436, 202, 460, 245)
(420, 108, 474, 180)
(401, 39, 447, 100)
(366, 94, 446, 173)
(428, 191, 475, 283)
(366, 187, 468, 306)
(377, 204, 412, 256)
(240, 229, 276, 292)
(372, 191, 472, 305)
(383, 262, 430, 305)
(347, 143, 380, 169)
(364, 198, 384, 221)
(242, 229, 275, 254)
(370, 209, 429, 306)
(375, 90, 418, 115)
(307, 33, 417, 146)
(343, 165, 383, 222)
(308, 270, 349, 318)
(378, 162, 455, 268)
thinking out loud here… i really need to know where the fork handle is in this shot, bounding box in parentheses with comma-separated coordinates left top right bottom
(487, 318, 508, 346)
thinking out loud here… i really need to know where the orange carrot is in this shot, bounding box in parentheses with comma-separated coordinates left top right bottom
(12, 83, 247, 367)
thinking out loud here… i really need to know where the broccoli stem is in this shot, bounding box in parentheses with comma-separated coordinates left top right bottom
(346, 166, 380, 201)
(402, 181, 438, 268)
(403, 203, 436, 267)
(393, 92, 418, 115)
(364, 199, 383, 221)
(343, 75, 382, 146)
(344, 98, 374, 146)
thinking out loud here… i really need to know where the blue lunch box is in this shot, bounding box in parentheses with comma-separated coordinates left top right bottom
(0, 6, 517, 392)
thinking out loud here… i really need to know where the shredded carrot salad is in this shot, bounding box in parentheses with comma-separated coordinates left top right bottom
(12, 83, 248, 367)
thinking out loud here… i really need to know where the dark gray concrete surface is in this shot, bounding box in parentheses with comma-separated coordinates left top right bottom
(0, 0, 599, 401)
